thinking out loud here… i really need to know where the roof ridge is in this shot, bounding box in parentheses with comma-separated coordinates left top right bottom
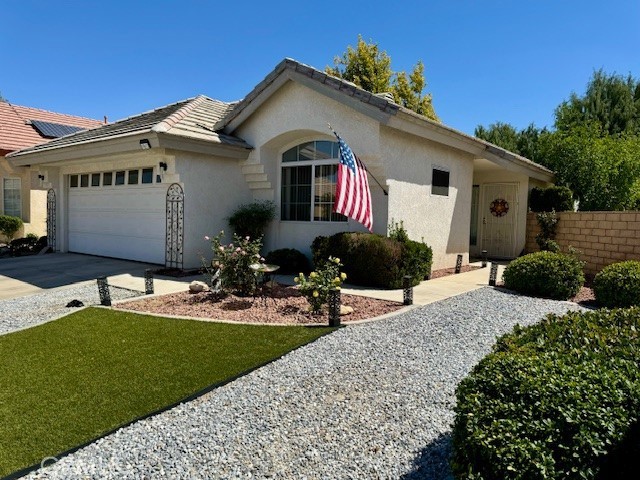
(10, 102, 101, 124)
(151, 95, 208, 133)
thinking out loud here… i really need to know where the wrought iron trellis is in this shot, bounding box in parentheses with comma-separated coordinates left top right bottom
(46, 188, 56, 251)
(165, 183, 184, 270)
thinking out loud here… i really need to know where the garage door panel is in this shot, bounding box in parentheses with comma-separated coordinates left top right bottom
(68, 185, 167, 264)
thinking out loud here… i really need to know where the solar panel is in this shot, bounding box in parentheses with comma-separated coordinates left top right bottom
(30, 120, 85, 138)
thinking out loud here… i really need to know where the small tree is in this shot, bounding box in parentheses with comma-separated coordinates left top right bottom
(327, 35, 439, 121)
(0, 215, 23, 242)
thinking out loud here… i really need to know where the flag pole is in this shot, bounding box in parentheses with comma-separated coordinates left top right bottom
(327, 123, 388, 196)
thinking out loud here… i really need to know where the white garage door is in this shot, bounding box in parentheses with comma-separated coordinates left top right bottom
(68, 171, 167, 264)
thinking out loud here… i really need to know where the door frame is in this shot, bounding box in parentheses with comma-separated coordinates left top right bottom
(478, 182, 519, 259)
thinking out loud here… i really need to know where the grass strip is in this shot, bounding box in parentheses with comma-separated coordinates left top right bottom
(0, 308, 334, 476)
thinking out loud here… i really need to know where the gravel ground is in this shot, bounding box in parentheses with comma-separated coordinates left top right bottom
(18, 287, 585, 479)
(0, 283, 142, 336)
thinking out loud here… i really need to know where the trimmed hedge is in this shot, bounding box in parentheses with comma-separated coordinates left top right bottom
(529, 186, 574, 212)
(452, 308, 640, 480)
(265, 248, 311, 275)
(0, 215, 23, 242)
(594, 261, 640, 308)
(502, 251, 584, 300)
(311, 232, 432, 289)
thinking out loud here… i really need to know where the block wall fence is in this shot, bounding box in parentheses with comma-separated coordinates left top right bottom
(525, 211, 640, 275)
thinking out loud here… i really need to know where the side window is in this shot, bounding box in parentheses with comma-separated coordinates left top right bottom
(432, 167, 450, 196)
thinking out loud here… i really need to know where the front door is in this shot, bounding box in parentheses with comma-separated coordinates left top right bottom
(480, 183, 518, 258)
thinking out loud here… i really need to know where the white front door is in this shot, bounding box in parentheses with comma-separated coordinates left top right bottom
(480, 183, 518, 258)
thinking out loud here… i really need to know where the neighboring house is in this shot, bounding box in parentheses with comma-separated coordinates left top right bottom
(8, 59, 554, 270)
(0, 101, 102, 238)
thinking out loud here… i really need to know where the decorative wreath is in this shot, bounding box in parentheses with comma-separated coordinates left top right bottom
(490, 198, 509, 217)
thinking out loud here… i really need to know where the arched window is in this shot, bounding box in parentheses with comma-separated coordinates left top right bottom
(281, 140, 347, 222)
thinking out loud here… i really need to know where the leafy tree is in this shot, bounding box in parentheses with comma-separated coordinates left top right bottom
(538, 125, 640, 210)
(327, 36, 439, 121)
(474, 122, 519, 152)
(555, 69, 640, 135)
(474, 121, 548, 162)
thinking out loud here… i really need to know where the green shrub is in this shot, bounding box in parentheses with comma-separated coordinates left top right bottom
(502, 251, 584, 300)
(294, 257, 345, 313)
(452, 308, 640, 480)
(265, 248, 311, 275)
(529, 186, 574, 212)
(594, 261, 640, 308)
(227, 201, 275, 240)
(311, 232, 432, 288)
(203, 231, 264, 296)
(0, 215, 23, 242)
(535, 210, 560, 252)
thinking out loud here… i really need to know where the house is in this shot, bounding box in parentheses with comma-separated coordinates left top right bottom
(0, 101, 103, 238)
(8, 59, 554, 270)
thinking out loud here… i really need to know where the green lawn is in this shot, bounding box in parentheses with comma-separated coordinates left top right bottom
(0, 308, 334, 477)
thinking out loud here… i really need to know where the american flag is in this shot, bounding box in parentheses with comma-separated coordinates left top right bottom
(333, 133, 373, 231)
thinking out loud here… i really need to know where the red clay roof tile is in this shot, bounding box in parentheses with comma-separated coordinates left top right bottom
(0, 101, 102, 153)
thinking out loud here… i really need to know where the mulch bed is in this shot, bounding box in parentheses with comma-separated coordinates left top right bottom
(117, 284, 404, 325)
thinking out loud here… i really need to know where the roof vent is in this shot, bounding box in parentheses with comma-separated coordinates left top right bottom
(374, 92, 395, 103)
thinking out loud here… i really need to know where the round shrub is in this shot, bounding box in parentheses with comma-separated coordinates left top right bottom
(452, 308, 640, 480)
(311, 232, 432, 288)
(502, 251, 584, 300)
(264, 248, 311, 275)
(594, 261, 640, 308)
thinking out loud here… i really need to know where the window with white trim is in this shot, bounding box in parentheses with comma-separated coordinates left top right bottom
(281, 141, 347, 222)
(3, 178, 21, 217)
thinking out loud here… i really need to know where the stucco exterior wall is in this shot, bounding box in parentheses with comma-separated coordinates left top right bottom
(381, 127, 474, 270)
(175, 152, 253, 268)
(472, 170, 530, 257)
(233, 81, 388, 257)
(0, 157, 50, 238)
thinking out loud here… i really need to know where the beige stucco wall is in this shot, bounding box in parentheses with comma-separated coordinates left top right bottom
(0, 156, 49, 239)
(381, 127, 474, 269)
(175, 151, 253, 268)
(233, 81, 388, 257)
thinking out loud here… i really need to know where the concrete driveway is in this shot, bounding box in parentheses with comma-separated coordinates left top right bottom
(0, 253, 199, 300)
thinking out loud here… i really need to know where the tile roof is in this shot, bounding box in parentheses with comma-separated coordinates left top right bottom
(217, 58, 552, 176)
(0, 101, 103, 153)
(10, 96, 249, 157)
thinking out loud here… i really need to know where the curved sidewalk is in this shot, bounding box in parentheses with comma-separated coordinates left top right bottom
(335, 262, 507, 306)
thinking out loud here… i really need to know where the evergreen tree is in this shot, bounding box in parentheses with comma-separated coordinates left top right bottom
(327, 36, 439, 122)
(555, 69, 640, 135)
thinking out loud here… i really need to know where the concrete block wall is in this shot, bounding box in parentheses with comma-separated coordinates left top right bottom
(525, 211, 640, 275)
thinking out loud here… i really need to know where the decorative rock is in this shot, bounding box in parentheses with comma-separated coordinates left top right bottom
(189, 281, 208, 294)
(339, 305, 354, 316)
(65, 299, 84, 308)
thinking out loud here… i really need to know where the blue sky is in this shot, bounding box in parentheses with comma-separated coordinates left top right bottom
(2, 1, 638, 135)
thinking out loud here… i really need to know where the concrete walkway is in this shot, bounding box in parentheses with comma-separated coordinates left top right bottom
(278, 261, 507, 306)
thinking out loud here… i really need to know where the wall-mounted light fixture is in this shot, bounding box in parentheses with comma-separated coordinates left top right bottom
(139, 139, 152, 150)
(38, 174, 45, 181)
(159, 161, 168, 171)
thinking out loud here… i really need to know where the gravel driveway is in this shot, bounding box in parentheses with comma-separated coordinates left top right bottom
(6, 287, 585, 479)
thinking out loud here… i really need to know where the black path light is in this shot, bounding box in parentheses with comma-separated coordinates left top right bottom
(97, 276, 111, 306)
(403, 275, 413, 305)
(489, 263, 499, 287)
(455, 254, 463, 274)
(144, 269, 154, 295)
(328, 288, 341, 327)
(482, 250, 488, 268)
